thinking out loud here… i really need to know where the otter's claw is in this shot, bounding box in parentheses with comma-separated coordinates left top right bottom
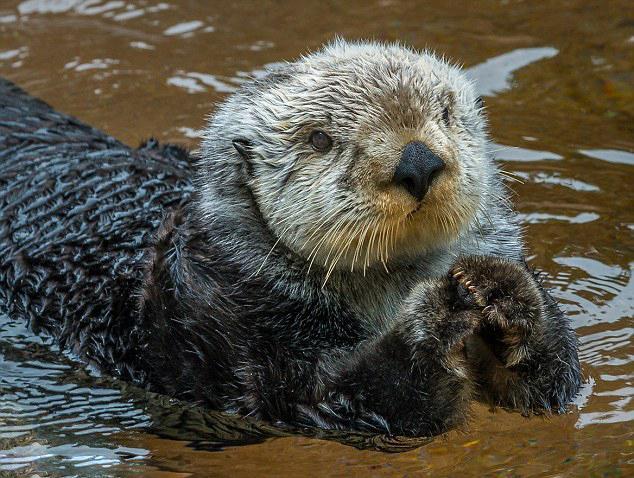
(452, 268, 465, 280)
(450, 256, 544, 366)
(451, 266, 487, 307)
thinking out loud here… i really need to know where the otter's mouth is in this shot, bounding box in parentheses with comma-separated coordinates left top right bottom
(402, 172, 445, 219)
(408, 202, 423, 218)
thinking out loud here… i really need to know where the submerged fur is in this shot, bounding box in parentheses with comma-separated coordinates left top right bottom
(0, 40, 581, 437)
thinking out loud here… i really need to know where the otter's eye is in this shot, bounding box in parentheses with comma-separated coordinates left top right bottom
(309, 130, 332, 152)
(442, 107, 451, 127)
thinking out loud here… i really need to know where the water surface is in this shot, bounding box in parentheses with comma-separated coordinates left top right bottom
(0, 1, 632, 476)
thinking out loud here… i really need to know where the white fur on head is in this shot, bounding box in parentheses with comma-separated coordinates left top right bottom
(197, 39, 494, 279)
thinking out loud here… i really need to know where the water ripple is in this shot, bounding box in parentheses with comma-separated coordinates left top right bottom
(0, 313, 152, 473)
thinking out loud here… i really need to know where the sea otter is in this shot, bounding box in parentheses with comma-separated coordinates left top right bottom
(0, 40, 581, 437)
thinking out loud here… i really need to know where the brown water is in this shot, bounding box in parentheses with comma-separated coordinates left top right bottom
(0, 1, 633, 476)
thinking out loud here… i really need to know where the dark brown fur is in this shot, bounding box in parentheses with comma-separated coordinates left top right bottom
(0, 73, 581, 438)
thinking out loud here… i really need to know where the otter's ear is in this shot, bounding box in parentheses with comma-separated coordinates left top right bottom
(232, 138, 255, 177)
(232, 138, 252, 159)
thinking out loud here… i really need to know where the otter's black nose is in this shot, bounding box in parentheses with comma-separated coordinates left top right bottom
(393, 141, 445, 201)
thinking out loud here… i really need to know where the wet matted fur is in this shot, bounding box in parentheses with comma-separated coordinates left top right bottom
(0, 40, 581, 436)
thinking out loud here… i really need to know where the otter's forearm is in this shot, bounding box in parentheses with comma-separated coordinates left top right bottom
(296, 280, 478, 436)
(297, 327, 470, 435)
(451, 257, 582, 412)
(474, 289, 582, 412)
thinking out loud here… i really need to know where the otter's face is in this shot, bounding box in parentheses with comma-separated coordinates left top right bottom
(202, 41, 491, 276)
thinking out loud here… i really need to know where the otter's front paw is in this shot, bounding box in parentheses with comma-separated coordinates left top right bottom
(405, 280, 481, 377)
(450, 256, 544, 366)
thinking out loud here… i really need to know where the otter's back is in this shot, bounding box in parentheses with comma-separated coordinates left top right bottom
(0, 78, 194, 374)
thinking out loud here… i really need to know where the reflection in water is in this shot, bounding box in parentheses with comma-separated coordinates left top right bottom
(16, 0, 168, 17)
(0, 0, 632, 476)
(465, 47, 559, 96)
(492, 143, 563, 162)
(579, 149, 634, 166)
(1, 442, 149, 472)
(129, 40, 155, 51)
(64, 57, 119, 72)
(0, 311, 263, 473)
(519, 212, 600, 224)
(163, 20, 206, 37)
(552, 257, 633, 327)
(0, 47, 27, 61)
(0, 314, 149, 473)
(166, 61, 287, 95)
(168, 71, 238, 94)
(511, 171, 600, 193)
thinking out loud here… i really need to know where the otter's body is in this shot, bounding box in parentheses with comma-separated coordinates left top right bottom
(0, 78, 193, 376)
(0, 41, 581, 436)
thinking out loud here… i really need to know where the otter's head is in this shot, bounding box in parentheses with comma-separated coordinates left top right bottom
(198, 40, 492, 276)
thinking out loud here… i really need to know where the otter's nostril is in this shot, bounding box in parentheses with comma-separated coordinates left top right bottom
(428, 168, 442, 187)
(401, 177, 417, 197)
(393, 141, 445, 201)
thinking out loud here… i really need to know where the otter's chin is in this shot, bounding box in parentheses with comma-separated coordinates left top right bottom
(292, 207, 473, 277)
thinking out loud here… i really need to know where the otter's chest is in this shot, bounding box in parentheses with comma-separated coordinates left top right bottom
(343, 261, 451, 333)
